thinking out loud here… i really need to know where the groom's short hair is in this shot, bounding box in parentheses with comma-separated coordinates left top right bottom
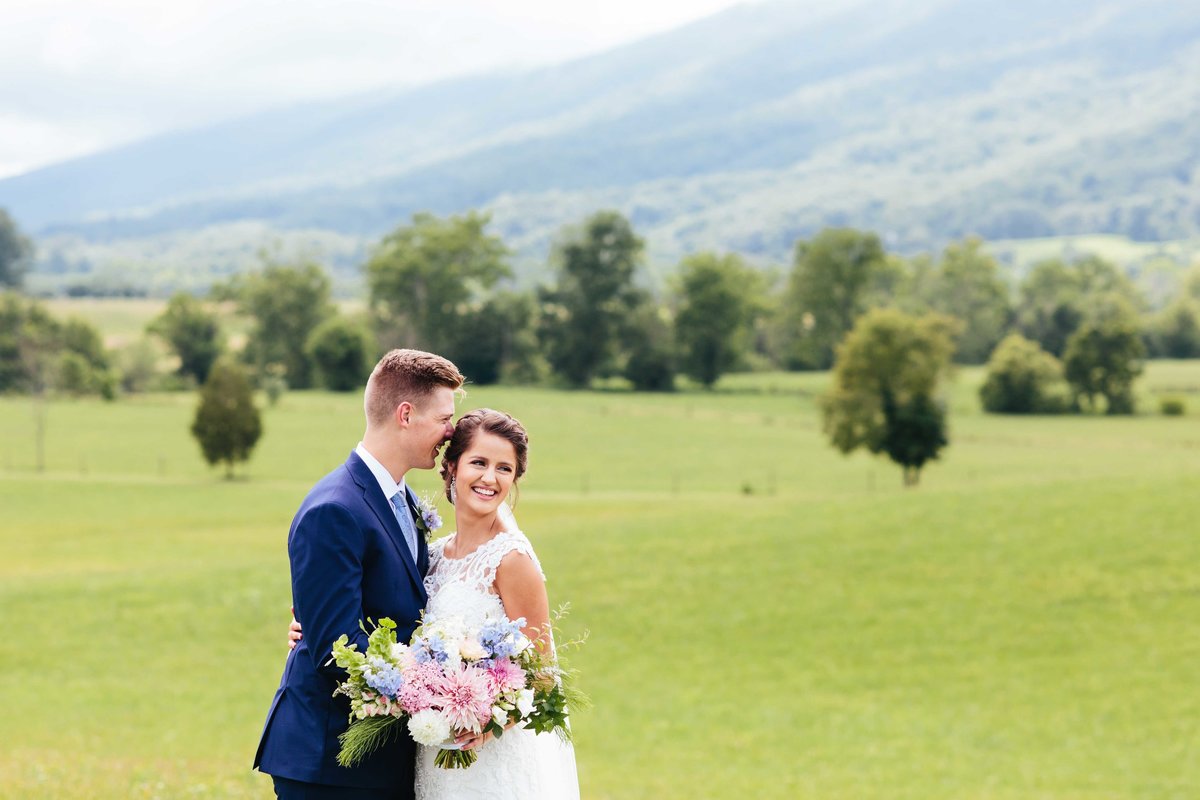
(364, 349, 464, 426)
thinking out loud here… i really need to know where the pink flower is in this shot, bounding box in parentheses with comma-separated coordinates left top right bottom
(399, 662, 445, 713)
(438, 664, 496, 733)
(486, 659, 527, 694)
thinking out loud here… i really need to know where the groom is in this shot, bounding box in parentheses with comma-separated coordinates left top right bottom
(254, 349, 464, 799)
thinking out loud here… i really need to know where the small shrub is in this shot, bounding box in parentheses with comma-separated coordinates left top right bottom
(980, 334, 1070, 414)
(262, 364, 288, 407)
(1160, 396, 1187, 417)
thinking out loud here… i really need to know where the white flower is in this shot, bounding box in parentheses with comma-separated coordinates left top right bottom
(390, 642, 410, 660)
(516, 688, 535, 717)
(459, 637, 486, 661)
(407, 709, 452, 747)
(492, 705, 508, 726)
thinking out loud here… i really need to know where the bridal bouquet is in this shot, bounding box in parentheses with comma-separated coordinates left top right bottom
(329, 611, 583, 769)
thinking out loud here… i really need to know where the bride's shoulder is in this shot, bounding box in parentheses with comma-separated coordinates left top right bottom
(492, 530, 545, 580)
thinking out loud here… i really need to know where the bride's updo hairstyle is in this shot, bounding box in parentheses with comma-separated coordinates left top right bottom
(440, 409, 529, 502)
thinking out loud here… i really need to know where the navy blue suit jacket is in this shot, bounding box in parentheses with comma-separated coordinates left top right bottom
(254, 451, 429, 792)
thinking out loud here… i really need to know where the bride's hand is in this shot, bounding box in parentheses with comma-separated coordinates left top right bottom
(455, 730, 489, 750)
(455, 716, 519, 750)
(287, 607, 303, 650)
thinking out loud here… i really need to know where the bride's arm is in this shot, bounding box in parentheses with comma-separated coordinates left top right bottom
(494, 551, 551, 648)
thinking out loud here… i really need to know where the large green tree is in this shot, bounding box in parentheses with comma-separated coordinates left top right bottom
(673, 252, 761, 388)
(0, 209, 34, 289)
(147, 292, 224, 384)
(539, 211, 644, 387)
(1016, 256, 1141, 357)
(783, 228, 888, 369)
(1063, 295, 1145, 414)
(923, 238, 1012, 364)
(367, 211, 510, 357)
(191, 359, 263, 478)
(235, 261, 334, 389)
(822, 309, 958, 486)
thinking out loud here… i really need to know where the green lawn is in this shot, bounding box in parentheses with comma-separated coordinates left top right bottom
(1, 366, 1199, 798)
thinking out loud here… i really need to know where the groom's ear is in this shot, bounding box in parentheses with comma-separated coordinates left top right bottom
(395, 401, 415, 427)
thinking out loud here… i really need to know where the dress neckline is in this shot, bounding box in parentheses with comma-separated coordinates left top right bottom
(439, 529, 515, 562)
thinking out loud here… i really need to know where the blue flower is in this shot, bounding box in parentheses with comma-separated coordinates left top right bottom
(479, 618, 526, 658)
(362, 656, 403, 697)
(416, 632, 450, 664)
(413, 494, 443, 542)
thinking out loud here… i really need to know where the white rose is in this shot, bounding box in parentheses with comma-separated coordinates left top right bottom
(459, 637, 486, 661)
(407, 709, 452, 747)
(516, 688, 535, 717)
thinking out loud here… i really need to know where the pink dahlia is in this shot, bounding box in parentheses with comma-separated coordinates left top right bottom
(399, 662, 445, 713)
(486, 658, 527, 694)
(439, 664, 496, 732)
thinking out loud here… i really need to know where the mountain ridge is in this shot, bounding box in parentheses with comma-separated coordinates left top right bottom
(3, 0, 1199, 290)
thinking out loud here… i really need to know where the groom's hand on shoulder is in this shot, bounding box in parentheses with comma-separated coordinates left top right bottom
(287, 606, 303, 650)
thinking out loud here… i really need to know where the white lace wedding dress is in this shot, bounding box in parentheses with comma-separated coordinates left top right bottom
(414, 518, 580, 800)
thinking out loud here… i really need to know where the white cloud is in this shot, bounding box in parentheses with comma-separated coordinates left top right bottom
(0, 0, 758, 178)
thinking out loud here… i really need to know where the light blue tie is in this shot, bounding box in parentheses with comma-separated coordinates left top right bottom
(390, 491, 419, 563)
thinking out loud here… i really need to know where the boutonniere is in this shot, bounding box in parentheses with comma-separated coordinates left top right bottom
(413, 493, 443, 543)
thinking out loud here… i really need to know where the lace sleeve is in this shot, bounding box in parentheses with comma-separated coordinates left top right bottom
(476, 531, 545, 589)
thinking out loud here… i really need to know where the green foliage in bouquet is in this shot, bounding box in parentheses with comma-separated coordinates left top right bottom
(330, 618, 406, 768)
(483, 605, 592, 746)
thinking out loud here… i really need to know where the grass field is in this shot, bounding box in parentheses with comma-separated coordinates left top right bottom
(2, 364, 1199, 798)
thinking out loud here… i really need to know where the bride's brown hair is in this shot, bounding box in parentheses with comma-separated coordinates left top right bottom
(440, 409, 529, 502)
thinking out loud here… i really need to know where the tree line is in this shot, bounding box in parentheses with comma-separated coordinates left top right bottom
(3, 207, 1199, 405)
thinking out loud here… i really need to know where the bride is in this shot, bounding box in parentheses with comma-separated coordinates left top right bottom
(289, 408, 579, 799)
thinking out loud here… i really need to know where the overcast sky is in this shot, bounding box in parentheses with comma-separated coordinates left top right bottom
(0, 0, 756, 179)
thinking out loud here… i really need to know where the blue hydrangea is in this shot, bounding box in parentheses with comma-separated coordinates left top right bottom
(414, 632, 450, 664)
(479, 618, 526, 658)
(362, 656, 403, 697)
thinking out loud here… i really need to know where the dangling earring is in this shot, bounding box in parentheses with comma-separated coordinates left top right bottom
(450, 478, 457, 505)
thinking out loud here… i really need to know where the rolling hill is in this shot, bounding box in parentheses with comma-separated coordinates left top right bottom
(3, 0, 1199, 292)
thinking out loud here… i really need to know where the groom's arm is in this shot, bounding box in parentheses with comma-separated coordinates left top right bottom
(289, 501, 369, 679)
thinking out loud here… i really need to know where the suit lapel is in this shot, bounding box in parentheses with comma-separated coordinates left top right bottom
(405, 485, 431, 576)
(345, 453, 427, 602)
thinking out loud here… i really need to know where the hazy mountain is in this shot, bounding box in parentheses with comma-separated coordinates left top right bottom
(3, 0, 1199, 291)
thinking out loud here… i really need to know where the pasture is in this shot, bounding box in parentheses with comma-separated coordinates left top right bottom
(1, 364, 1198, 798)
